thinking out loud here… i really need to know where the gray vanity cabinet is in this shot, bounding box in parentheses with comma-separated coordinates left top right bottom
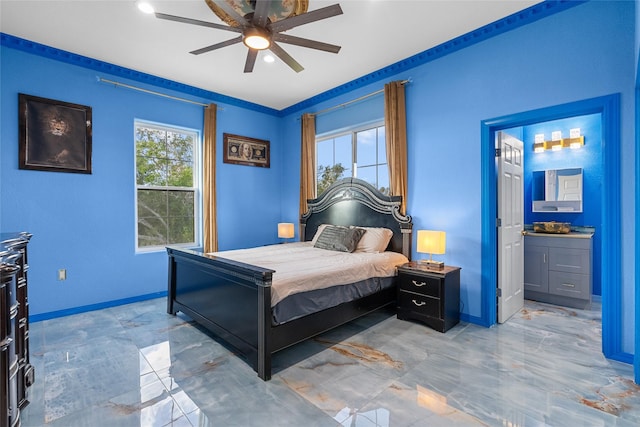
(524, 244, 549, 294)
(524, 233, 593, 309)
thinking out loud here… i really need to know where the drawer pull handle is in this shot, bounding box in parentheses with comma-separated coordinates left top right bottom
(561, 283, 576, 288)
(412, 280, 427, 287)
(412, 299, 426, 307)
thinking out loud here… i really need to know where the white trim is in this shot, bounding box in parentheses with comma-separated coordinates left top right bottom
(134, 120, 201, 252)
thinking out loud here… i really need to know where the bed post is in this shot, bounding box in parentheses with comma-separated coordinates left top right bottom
(167, 249, 176, 315)
(401, 225, 413, 261)
(256, 279, 273, 380)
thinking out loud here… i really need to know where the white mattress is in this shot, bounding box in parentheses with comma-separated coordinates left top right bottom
(209, 242, 408, 306)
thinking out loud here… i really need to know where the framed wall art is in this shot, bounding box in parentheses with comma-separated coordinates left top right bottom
(18, 93, 92, 174)
(223, 133, 270, 168)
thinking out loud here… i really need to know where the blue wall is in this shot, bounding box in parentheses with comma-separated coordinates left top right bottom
(0, 47, 282, 317)
(635, 0, 640, 384)
(523, 114, 603, 295)
(279, 1, 635, 353)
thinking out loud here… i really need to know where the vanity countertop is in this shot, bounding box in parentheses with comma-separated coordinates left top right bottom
(524, 231, 593, 239)
(523, 224, 595, 239)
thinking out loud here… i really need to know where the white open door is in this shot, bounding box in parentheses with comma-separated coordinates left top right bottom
(497, 131, 524, 323)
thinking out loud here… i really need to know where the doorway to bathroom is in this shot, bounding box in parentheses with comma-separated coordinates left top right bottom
(480, 94, 621, 360)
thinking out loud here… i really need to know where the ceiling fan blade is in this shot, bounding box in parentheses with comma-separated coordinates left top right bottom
(269, 42, 304, 73)
(155, 12, 241, 33)
(211, 0, 249, 27)
(252, 0, 271, 28)
(270, 4, 343, 33)
(272, 34, 341, 54)
(244, 49, 258, 73)
(190, 36, 243, 55)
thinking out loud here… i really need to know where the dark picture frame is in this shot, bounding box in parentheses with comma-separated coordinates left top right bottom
(18, 93, 92, 174)
(223, 133, 270, 168)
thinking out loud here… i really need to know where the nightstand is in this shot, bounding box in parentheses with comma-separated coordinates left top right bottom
(397, 262, 461, 332)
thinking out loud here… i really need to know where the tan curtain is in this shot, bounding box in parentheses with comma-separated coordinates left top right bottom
(203, 103, 218, 252)
(300, 113, 317, 218)
(384, 81, 408, 215)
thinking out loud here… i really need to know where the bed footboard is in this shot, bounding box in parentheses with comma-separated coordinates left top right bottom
(167, 247, 275, 379)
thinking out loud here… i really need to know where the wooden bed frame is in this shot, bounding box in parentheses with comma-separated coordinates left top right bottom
(166, 178, 413, 380)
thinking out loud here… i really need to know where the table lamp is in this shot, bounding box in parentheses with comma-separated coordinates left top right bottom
(417, 230, 446, 269)
(277, 223, 295, 243)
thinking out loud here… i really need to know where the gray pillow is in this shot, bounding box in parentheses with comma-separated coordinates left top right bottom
(313, 225, 366, 253)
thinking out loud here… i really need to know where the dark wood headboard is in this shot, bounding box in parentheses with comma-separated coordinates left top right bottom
(300, 178, 413, 259)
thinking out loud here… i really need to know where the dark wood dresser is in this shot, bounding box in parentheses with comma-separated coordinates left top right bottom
(1, 232, 34, 427)
(397, 262, 461, 332)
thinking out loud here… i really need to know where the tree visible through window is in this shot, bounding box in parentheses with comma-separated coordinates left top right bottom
(135, 122, 198, 249)
(316, 123, 388, 195)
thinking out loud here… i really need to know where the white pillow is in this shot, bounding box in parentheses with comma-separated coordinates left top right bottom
(310, 224, 330, 244)
(353, 227, 394, 253)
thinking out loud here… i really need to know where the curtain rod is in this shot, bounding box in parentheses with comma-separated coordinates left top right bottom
(309, 79, 410, 118)
(97, 77, 219, 108)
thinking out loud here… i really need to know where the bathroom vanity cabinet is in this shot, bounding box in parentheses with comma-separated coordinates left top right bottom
(524, 232, 593, 309)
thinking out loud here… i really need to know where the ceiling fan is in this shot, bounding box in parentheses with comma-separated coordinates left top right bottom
(155, 0, 343, 73)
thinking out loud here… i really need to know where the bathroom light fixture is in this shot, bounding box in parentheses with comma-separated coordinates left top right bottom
(566, 136, 585, 149)
(533, 129, 584, 153)
(533, 141, 547, 153)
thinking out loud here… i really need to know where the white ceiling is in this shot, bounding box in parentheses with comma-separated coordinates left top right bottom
(0, 0, 540, 111)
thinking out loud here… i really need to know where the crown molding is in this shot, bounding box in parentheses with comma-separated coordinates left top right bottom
(0, 33, 279, 116)
(1, 1, 584, 117)
(279, 0, 585, 117)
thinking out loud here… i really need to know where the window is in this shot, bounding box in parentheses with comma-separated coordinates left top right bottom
(316, 123, 388, 195)
(135, 121, 199, 250)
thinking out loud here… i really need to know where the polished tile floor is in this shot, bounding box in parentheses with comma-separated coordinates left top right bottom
(20, 298, 640, 426)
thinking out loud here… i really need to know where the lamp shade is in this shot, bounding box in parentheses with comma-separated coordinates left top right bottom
(417, 230, 446, 255)
(277, 223, 295, 239)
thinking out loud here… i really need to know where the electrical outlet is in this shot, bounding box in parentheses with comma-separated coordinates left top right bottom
(58, 269, 66, 281)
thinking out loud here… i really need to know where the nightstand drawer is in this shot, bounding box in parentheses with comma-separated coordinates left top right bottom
(398, 291, 440, 318)
(398, 273, 440, 298)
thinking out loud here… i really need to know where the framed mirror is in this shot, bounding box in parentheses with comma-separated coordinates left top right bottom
(532, 167, 583, 212)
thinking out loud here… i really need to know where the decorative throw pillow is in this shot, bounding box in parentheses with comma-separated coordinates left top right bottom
(310, 224, 329, 244)
(314, 225, 366, 253)
(352, 227, 394, 253)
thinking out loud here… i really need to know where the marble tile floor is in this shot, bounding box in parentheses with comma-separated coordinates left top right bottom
(20, 298, 639, 427)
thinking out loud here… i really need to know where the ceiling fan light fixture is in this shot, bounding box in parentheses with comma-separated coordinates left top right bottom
(243, 27, 271, 50)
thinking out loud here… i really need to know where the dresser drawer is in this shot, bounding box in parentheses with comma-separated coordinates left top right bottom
(398, 273, 440, 297)
(398, 290, 440, 318)
(549, 271, 590, 300)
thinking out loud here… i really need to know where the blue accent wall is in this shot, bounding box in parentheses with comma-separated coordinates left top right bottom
(635, 1, 640, 384)
(0, 47, 282, 316)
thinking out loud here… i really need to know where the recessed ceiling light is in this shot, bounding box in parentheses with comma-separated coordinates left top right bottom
(263, 55, 275, 63)
(137, 1, 155, 14)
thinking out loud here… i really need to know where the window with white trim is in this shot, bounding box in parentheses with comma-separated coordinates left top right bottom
(135, 121, 199, 250)
(316, 123, 388, 195)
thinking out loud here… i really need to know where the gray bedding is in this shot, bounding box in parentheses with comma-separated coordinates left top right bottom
(272, 276, 396, 325)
